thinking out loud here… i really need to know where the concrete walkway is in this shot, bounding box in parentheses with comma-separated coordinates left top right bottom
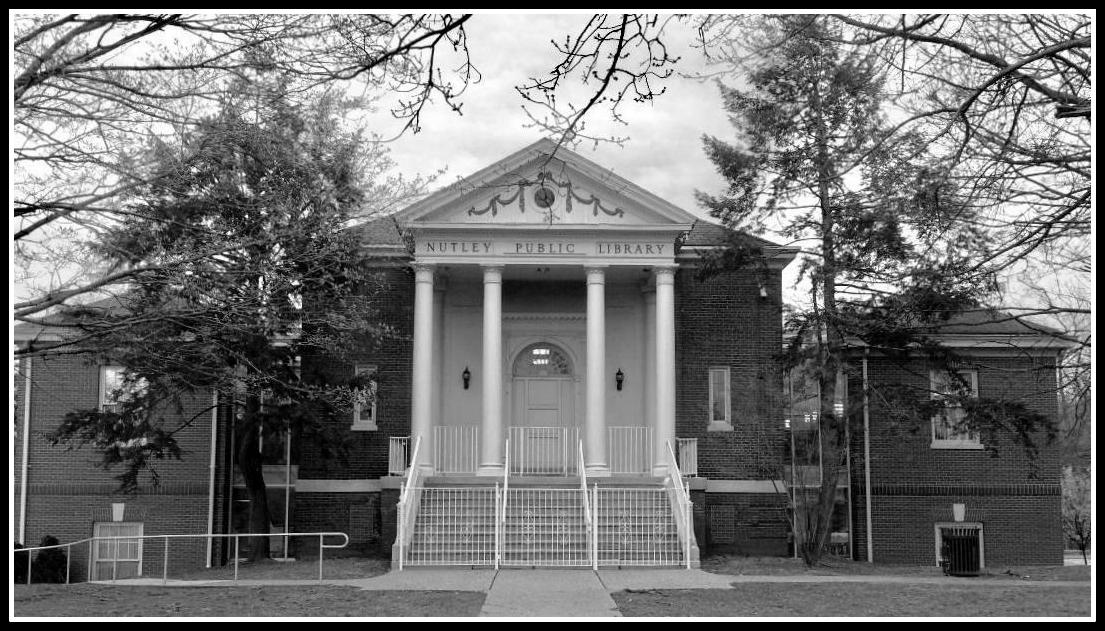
(480, 570, 620, 618)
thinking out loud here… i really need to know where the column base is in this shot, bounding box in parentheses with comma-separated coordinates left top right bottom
(476, 464, 505, 477)
(586, 464, 612, 477)
(652, 464, 672, 477)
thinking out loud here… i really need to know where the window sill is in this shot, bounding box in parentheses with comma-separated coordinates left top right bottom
(350, 422, 378, 432)
(930, 440, 983, 450)
(707, 420, 733, 432)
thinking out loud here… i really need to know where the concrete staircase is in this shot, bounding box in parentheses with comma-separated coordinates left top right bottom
(402, 477, 688, 568)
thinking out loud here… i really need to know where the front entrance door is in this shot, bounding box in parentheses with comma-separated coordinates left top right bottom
(510, 343, 576, 475)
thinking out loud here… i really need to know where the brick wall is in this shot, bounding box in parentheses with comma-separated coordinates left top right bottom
(675, 267, 788, 480)
(16, 353, 220, 576)
(848, 350, 1063, 564)
(702, 492, 789, 556)
(298, 264, 414, 480)
(292, 492, 382, 556)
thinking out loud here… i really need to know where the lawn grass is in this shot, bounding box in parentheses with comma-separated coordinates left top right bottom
(612, 583, 1092, 617)
(14, 584, 484, 618)
(702, 554, 1092, 582)
(169, 556, 391, 582)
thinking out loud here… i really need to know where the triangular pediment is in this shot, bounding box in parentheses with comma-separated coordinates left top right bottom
(398, 139, 697, 230)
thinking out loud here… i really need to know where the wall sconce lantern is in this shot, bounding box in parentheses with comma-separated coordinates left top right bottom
(462, 366, 471, 390)
(615, 368, 625, 391)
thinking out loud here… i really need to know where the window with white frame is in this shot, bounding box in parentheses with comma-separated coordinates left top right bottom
(92, 521, 143, 580)
(351, 364, 378, 431)
(708, 367, 732, 431)
(930, 369, 981, 448)
(99, 366, 145, 413)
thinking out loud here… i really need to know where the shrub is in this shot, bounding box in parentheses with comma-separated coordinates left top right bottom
(14, 543, 30, 584)
(31, 535, 68, 583)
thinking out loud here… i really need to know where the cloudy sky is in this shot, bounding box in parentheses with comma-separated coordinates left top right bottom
(369, 14, 736, 221)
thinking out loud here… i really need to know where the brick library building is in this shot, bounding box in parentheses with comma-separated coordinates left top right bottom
(14, 139, 1070, 579)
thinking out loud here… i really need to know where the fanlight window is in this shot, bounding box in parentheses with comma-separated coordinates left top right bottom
(513, 343, 572, 377)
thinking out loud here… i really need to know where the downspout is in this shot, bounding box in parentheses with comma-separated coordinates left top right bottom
(19, 357, 32, 544)
(863, 349, 873, 563)
(206, 391, 218, 567)
(284, 430, 291, 561)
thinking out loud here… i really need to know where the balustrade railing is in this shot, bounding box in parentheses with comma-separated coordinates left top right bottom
(608, 426, 653, 475)
(388, 436, 410, 476)
(434, 425, 479, 475)
(676, 437, 698, 477)
(507, 426, 580, 476)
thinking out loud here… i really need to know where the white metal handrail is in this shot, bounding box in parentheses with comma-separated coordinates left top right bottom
(577, 439, 594, 570)
(500, 437, 510, 569)
(397, 435, 423, 571)
(665, 440, 695, 569)
(14, 531, 350, 585)
(388, 436, 410, 476)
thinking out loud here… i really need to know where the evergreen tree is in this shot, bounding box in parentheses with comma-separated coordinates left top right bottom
(47, 79, 397, 561)
(697, 15, 1002, 566)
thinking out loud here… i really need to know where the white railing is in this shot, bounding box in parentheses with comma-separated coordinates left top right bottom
(396, 435, 424, 571)
(388, 436, 410, 476)
(595, 487, 683, 566)
(608, 426, 653, 475)
(578, 440, 595, 570)
(664, 441, 696, 569)
(404, 486, 498, 566)
(14, 531, 349, 585)
(508, 426, 580, 476)
(434, 425, 479, 475)
(677, 437, 699, 477)
(501, 488, 591, 567)
(499, 437, 509, 569)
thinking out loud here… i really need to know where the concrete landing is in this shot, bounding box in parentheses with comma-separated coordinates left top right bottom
(479, 569, 621, 618)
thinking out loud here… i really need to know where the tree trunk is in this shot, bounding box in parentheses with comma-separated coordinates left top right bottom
(803, 63, 848, 568)
(236, 397, 271, 562)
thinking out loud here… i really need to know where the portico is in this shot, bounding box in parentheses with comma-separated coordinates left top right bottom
(397, 139, 696, 478)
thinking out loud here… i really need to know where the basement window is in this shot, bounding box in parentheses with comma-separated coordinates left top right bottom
(92, 521, 143, 581)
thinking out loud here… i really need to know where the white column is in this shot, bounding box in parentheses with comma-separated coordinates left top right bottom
(434, 277, 447, 433)
(411, 263, 435, 471)
(585, 266, 611, 476)
(654, 266, 677, 475)
(478, 265, 504, 475)
(642, 283, 657, 442)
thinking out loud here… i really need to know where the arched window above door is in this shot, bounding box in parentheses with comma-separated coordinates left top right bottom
(513, 343, 573, 377)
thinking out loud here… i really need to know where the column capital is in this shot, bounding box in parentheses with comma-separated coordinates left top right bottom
(481, 264, 504, 283)
(654, 265, 676, 285)
(585, 265, 607, 284)
(412, 262, 436, 282)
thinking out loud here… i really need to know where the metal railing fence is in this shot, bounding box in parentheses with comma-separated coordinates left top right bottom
(608, 426, 653, 475)
(434, 425, 479, 475)
(14, 531, 350, 585)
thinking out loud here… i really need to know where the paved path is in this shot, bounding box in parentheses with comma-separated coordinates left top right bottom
(480, 570, 620, 618)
